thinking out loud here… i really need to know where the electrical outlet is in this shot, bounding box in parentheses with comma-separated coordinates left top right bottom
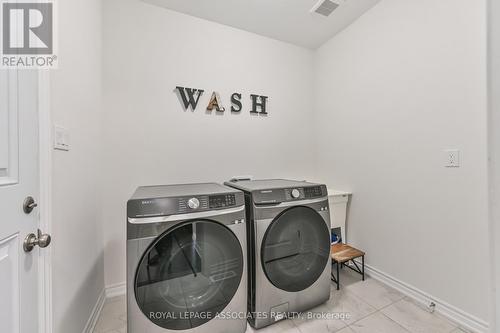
(428, 302, 436, 313)
(444, 149, 460, 167)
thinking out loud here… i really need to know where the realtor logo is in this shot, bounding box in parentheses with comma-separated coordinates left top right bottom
(1, 0, 57, 68)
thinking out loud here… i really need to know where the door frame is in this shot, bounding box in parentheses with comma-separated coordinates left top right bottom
(37, 70, 52, 333)
(488, 0, 500, 332)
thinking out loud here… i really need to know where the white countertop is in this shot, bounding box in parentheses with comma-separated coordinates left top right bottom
(327, 188, 352, 196)
(304, 179, 351, 197)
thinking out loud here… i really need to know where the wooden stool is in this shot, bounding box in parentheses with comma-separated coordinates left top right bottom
(331, 243, 365, 290)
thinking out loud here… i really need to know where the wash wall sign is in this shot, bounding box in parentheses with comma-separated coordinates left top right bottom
(175, 86, 269, 115)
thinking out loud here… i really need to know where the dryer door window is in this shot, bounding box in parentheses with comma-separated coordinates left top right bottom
(134, 220, 243, 330)
(261, 206, 330, 292)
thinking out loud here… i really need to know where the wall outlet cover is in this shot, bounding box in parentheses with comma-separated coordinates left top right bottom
(444, 149, 460, 167)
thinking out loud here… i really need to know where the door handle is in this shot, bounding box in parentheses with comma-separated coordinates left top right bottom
(24, 229, 51, 252)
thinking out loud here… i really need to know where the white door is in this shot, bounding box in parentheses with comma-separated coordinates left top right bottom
(0, 69, 47, 333)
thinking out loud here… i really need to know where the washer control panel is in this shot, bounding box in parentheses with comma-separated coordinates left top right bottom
(187, 197, 200, 209)
(285, 188, 305, 200)
(168, 194, 240, 214)
(179, 196, 208, 211)
(128, 192, 243, 218)
(209, 194, 236, 209)
(180, 195, 237, 210)
(127, 184, 245, 220)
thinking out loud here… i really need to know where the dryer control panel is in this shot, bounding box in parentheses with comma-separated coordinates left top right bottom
(252, 185, 327, 205)
(304, 186, 323, 198)
(285, 186, 324, 200)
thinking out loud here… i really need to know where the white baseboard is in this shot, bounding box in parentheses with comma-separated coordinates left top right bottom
(105, 281, 126, 298)
(82, 283, 126, 333)
(358, 262, 489, 333)
(82, 289, 106, 333)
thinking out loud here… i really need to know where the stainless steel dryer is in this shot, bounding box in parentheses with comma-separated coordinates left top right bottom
(127, 183, 247, 333)
(225, 179, 331, 329)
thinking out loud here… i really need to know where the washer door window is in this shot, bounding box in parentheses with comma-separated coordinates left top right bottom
(262, 206, 330, 292)
(135, 220, 243, 330)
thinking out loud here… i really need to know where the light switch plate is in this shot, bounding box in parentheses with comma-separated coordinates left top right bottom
(444, 149, 460, 167)
(54, 126, 70, 151)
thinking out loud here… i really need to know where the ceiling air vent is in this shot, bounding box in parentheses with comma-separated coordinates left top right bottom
(311, 0, 340, 17)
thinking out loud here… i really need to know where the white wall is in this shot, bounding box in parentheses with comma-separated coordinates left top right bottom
(314, 0, 489, 324)
(100, 0, 492, 328)
(102, 0, 315, 287)
(50, 0, 104, 332)
(488, 0, 500, 331)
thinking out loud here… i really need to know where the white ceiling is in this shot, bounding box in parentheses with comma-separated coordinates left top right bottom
(141, 0, 381, 49)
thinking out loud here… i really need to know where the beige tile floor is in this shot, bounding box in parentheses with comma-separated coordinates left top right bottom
(93, 269, 471, 333)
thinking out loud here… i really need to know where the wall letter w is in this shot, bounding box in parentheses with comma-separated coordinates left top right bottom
(175, 86, 204, 110)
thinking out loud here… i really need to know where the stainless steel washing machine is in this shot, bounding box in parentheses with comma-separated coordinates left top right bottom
(225, 179, 331, 329)
(127, 183, 247, 333)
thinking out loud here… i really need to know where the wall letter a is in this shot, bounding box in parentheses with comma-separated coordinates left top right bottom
(175, 86, 205, 110)
(207, 92, 225, 112)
